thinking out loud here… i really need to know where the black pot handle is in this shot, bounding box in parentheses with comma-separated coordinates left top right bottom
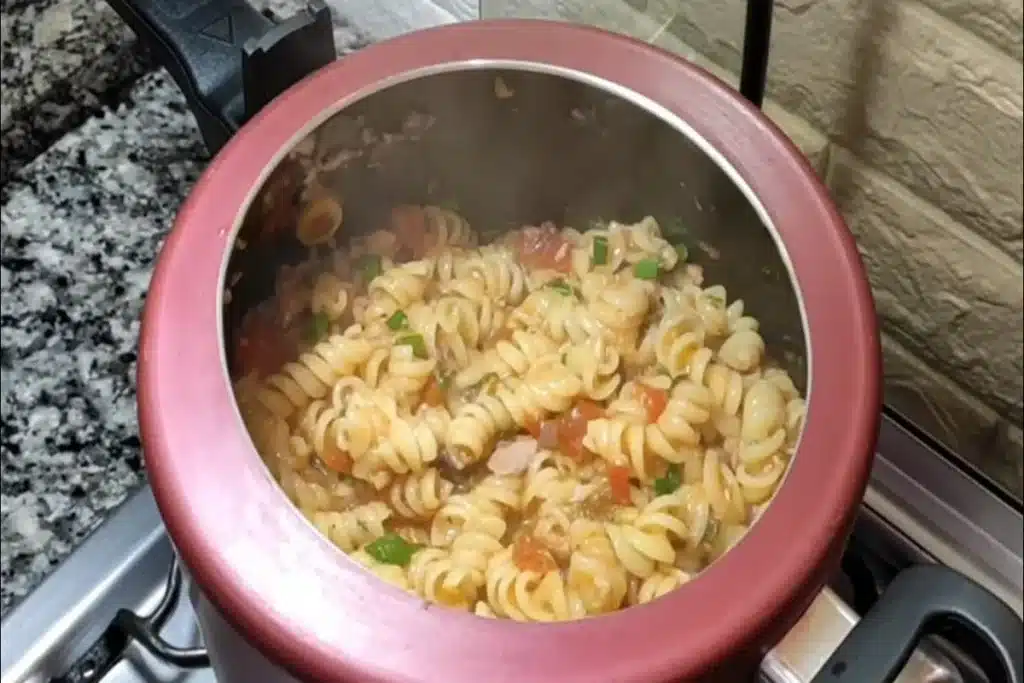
(811, 564, 1023, 683)
(105, 0, 337, 154)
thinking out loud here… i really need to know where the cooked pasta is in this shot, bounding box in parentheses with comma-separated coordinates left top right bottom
(484, 545, 585, 621)
(630, 566, 691, 606)
(231, 205, 807, 621)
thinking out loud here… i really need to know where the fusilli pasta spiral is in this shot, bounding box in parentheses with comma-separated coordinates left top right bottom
(484, 547, 585, 622)
(255, 333, 374, 419)
(312, 502, 390, 552)
(388, 468, 453, 520)
(233, 209, 807, 622)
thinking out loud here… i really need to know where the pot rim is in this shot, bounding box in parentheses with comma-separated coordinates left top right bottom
(139, 19, 880, 683)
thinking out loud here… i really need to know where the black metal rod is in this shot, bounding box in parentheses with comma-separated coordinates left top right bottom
(739, 0, 774, 108)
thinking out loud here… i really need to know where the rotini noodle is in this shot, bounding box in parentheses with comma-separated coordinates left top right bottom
(407, 547, 478, 610)
(605, 494, 688, 578)
(567, 519, 628, 614)
(409, 294, 506, 370)
(484, 547, 585, 621)
(364, 411, 442, 478)
(310, 272, 350, 322)
(233, 211, 808, 621)
(448, 360, 582, 467)
(630, 566, 691, 606)
(423, 205, 477, 253)
(583, 393, 708, 483)
(388, 468, 453, 520)
(522, 450, 577, 509)
(362, 259, 433, 323)
(312, 501, 390, 552)
(585, 274, 654, 350)
(254, 333, 374, 419)
(619, 216, 679, 271)
(431, 474, 520, 547)
(450, 248, 529, 306)
(563, 339, 621, 401)
(717, 328, 766, 373)
(454, 329, 558, 389)
(511, 287, 607, 346)
(654, 313, 705, 378)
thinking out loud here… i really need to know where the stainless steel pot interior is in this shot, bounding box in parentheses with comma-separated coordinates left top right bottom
(222, 66, 807, 389)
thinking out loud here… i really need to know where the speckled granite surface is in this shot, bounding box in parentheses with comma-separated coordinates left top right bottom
(0, 0, 468, 186)
(0, 73, 205, 615)
(0, 0, 467, 618)
(0, 0, 151, 184)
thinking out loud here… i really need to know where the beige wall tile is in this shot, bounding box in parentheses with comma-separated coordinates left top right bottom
(658, 0, 1023, 261)
(828, 146, 1023, 424)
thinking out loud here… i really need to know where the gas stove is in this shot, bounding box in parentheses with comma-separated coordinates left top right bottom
(1, 411, 1021, 683)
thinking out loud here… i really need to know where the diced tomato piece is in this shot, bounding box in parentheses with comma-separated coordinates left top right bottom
(557, 417, 587, 460)
(572, 400, 605, 422)
(513, 535, 558, 573)
(524, 419, 542, 439)
(514, 224, 573, 274)
(422, 375, 446, 407)
(390, 205, 430, 258)
(536, 420, 560, 449)
(556, 400, 606, 460)
(608, 466, 632, 504)
(546, 247, 574, 274)
(561, 436, 587, 461)
(321, 447, 353, 475)
(639, 385, 669, 423)
(234, 310, 291, 378)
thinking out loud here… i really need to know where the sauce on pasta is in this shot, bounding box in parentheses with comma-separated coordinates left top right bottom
(231, 205, 807, 621)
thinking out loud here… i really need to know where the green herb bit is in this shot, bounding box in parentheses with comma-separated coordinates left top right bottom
(437, 372, 453, 391)
(396, 333, 428, 359)
(365, 533, 421, 567)
(358, 254, 383, 282)
(674, 243, 689, 263)
(387, 310, 409, 331)
(308, 312, 330, 343)
(653, 464, 682, 496)
(701, 517, 721, 545)
(546, 278, 576, 296)
(592, 235, 609, 266)
(633, 258, 660, 280)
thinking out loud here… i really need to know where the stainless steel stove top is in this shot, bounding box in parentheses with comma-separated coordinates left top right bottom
(3, 412, 1021, 683)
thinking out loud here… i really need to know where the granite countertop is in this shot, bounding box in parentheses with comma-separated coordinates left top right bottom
(0, 0, 149, 186)
(0, 0, 472, 617)
(0, 73, 204, 615)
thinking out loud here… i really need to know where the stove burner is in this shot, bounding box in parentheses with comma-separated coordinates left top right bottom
(52, 559, 209, 683)
(2, 413, 1021, 683)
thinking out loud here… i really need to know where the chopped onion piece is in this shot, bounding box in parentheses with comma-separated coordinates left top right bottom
(487, 437, 538, 475)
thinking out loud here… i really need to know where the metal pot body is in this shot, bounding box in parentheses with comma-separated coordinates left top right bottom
(137, 20, 881, 683)
(188, 582, 302, 683)
(189, 569, 768, 683)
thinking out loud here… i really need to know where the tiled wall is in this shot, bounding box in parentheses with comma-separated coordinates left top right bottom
(484, 0, 1023, 497)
